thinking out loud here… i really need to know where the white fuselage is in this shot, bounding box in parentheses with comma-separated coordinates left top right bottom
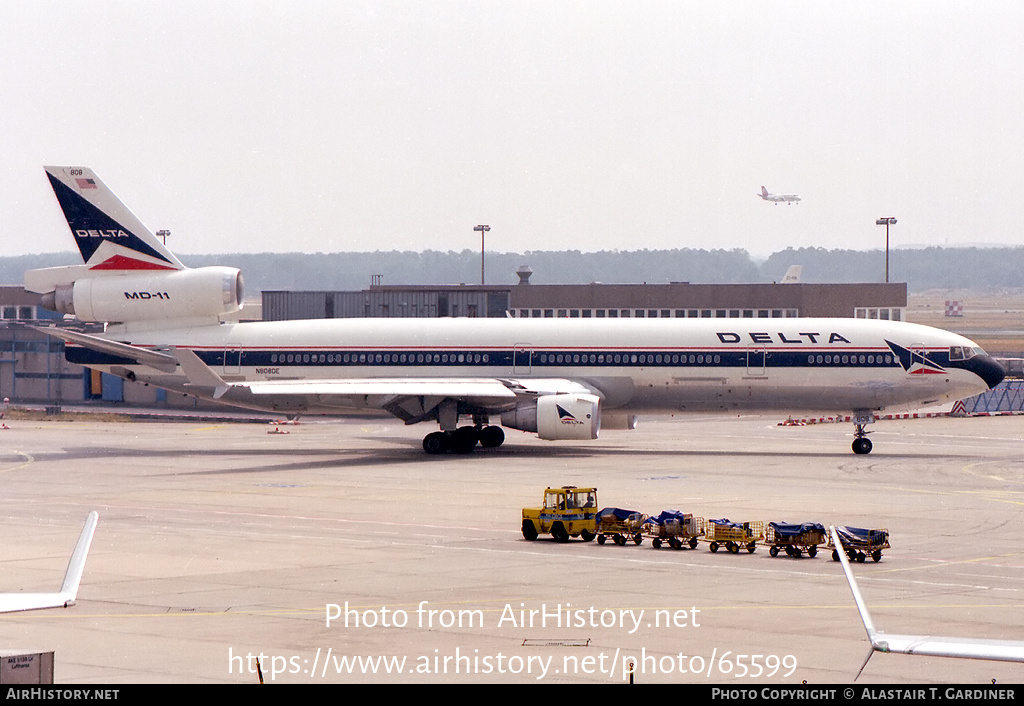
(76, 316, 994, 417)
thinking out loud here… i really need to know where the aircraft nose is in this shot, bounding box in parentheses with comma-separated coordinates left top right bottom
(975, 355, 1006, 389)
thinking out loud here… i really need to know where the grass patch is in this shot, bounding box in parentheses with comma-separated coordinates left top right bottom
(2, 407, 133, 423)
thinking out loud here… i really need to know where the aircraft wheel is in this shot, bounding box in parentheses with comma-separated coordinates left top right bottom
(852, 437, 873, 455)
(451, 426, 479, 454)
(478, 425, 505, 448)
(423, 432, 449, 454)
(521, 520, 538, 541)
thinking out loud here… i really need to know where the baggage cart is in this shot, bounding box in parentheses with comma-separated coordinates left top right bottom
(595, 507, 646, 546)
(704, 518, 764, 554)
(828, 525, 890, 562)
(643, 511, 704, 550)
(765, 522, 826, 557)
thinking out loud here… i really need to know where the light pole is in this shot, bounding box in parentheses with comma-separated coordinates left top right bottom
(474, 225, 490, 284)
(875, 217, 896, 283)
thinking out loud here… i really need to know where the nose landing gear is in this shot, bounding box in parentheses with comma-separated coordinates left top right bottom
(851, 410, 874, 455)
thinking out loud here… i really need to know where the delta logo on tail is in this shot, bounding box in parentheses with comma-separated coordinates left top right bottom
(885, 340, 947, 375)
(46, 171, 178, 272)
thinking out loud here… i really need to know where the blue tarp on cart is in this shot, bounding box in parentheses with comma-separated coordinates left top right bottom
(644, 510, 688, 525)
(769, 522, 825, 537)
(835, 525, 889, 546)
(597, 507, 640, 521)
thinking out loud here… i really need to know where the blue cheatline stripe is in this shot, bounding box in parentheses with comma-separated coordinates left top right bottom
(67, 345, 912, 370)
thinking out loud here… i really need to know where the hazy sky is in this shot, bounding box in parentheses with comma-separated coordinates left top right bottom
(2, 1, 1022, 259)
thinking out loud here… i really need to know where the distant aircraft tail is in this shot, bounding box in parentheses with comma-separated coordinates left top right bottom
(759, 186, 770, 199)
(781, 265, 802, 284)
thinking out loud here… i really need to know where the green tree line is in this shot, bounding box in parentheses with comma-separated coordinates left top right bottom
(3, 246, 1021, 295)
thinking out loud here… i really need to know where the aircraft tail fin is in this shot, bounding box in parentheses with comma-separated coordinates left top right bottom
(830, 526, 879, 679)
(59, 510, 100, 598)
(0, 511, 99, 614)
(28, 167, 243, 325)
(832, 525, 1024, 676)
(760, 186, 769, 199)
(43, 166, 184, 272)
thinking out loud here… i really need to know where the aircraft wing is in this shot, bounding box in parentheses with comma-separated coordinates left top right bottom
(0, 511, 99, 614)
(172, 347, 596, 421)
(831, 526, 1024, 679)
(237, 378, 520, 399)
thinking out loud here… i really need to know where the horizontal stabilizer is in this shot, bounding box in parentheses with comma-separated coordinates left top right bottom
(0, 511, 99, 613)
(32, 326, 178, 373)
(24, 265, 92, 294)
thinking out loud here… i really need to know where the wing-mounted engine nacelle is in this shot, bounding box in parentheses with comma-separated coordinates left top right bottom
(501, 393, 601, 441)
(41, 266, 244, 323)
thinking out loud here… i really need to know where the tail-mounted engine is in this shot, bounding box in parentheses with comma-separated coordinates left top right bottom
(501, 393, 601, 440)
(40, 266, 243, 323)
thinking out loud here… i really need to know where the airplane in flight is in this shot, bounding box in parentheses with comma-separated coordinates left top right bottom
(26, 167, 1003, 455)
(0, 511, 98, 613)
(758, 186, 801, 204)
(832, 526, 1024, 679)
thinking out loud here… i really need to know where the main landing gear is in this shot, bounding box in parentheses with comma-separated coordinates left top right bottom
(422, 425, 505, 455)
(851, 410, 874, 455)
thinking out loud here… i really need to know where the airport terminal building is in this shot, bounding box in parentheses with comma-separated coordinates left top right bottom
(1, 279, 908, 407)
(262, 281, 908, 322)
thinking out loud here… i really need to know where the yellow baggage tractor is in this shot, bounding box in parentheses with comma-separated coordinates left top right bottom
(765, 522, 826, 558)
(828, 525, 890, 562)
(595, 507, 646, 546)
(521, 486, 599, 542)
(643, 510, 704, 550)
(704, 518, 764, 554)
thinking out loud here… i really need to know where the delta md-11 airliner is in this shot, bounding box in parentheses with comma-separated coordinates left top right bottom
(26, 167, 1003, 454)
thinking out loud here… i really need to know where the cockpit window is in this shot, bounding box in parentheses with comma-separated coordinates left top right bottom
(949, 346, 986, 361)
